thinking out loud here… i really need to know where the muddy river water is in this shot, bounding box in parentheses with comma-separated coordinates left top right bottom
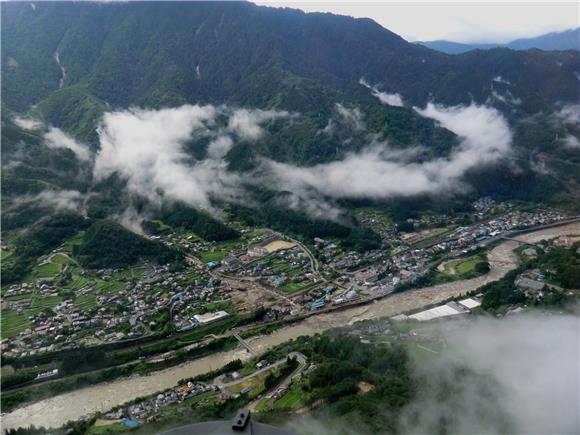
(2, 222, 578, 430)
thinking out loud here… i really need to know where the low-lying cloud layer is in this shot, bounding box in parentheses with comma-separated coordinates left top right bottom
(359, 78, 404, 107)
(227, 108, 293, 140)
(12, 115, 91, 161)
(44, 127, 91, 161)
(89, 101, 512, 222)
(287, 313, 579, 435)
(95, 105, 236, 210)
(267, 103, 512, 202)
(13, 97, 514, 224)
(9, 190, 85, 213)
(400, 313, 580, 434)
(93, 105, 291, 211)
(13, 115, 43, 131)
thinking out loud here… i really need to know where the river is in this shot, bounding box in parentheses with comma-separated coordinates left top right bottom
(2, 222, 578, 430)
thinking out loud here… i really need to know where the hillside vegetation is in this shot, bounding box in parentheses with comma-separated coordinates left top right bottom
(76, 220, 182, 269)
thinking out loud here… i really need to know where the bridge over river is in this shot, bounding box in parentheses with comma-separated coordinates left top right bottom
(2, 221, 578, 431)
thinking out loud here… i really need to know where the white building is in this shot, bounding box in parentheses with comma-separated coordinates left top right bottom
(193, 310, 229, 325)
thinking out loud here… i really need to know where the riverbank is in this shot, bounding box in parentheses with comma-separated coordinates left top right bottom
(2, 222, 578, 431)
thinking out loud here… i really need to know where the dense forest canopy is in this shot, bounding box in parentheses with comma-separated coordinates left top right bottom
(1, 1, 579, 260)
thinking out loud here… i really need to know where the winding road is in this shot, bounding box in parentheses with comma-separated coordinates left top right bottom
(2, 221, 578, 431)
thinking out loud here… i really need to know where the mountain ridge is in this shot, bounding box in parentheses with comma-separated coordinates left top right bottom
(3, 2, 578, 117)
(1, 1, 579, 279)
(418, 28, 580, 54)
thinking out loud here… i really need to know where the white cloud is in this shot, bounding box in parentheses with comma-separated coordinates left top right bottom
(274, 191, 346, 222)
(265, 103, 512, 204)
(93, 105, 291, 212)
(558, 104, 580, 125)
(266, 147, 443, 199)
(400, 314, 579, 434)
(492, 76, 511, 85)
(317, 119, 336, 137)
(490, 89, 522, 106)
(13, 115, 43, 131)
(12, 116, 91, 161)
(113, 206, 147, 234)
(227, 108, 293, 141)
(415, 102, 512, 170)
(90, 102, 513, 222)
(94, 105, 239, 210)
(44, 127, 91, 161)
(359, 78, 404, 107)
(207, 135, 234, 159)
(11, 190, 85, 213)
(562, 134, 580, 149)
(335, 103, 364, 130)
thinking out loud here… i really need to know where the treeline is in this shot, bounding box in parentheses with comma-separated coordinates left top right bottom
(230, 199, 381, 252)
(1, 213, 88, 284)
(259, 334, 416, 434)
(75, 220, 182, 268)
(1, 369, 38, 389)
(533, 243, 580, 289)
(264, 356, 299, 391)
(160, 205, 239, 241)
(480, 270, 526, 311)
(481, 243, 579, 311)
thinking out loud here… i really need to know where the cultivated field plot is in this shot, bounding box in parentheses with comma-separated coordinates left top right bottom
(438, 254, 487, 278)
(225, 368, 272, 395)
(263, 240, 296, 254)
(1, 260, 147, 339)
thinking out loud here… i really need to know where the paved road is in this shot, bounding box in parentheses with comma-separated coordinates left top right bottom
(247, 351, 308, 411)
(3, 222, 578, 431)
(215, 352, 306, 393)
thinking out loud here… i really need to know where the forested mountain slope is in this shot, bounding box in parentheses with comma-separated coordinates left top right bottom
(1, 1, 579, 285)
(3, 2, 578, 115)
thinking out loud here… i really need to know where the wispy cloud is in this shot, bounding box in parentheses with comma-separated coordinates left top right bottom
(264, 103, 512, 206)
(399, 313, 579, 434)
(12, 115, 91, 161)
(88, 101, 512, 223)
(557, 103, 580, 125)
(13, 115, 43, 131)
(359, 78, 404, 107)
(44, 127, 92, 161)
(562, 134, 580, 149)
(335, 103, 365, 130)
(95, 105, 234, 210)
(227, 108, 294, 140)
(93, 105, 291, 212)
(9, 190, 85, 213)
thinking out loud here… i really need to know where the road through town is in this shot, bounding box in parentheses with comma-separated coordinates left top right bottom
(2, 222, 578, 431)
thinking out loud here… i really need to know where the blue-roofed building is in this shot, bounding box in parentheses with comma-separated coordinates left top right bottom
(122, 419, 140, 428)
(309, 298, 326, 310)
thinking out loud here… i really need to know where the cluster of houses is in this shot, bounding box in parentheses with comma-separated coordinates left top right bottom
(423, 210, 568, 258)
(103, 381, 217, 423)
(472, 197, 512, 218)
(1, 260, 235, 358)
(1, 201, 571, 362)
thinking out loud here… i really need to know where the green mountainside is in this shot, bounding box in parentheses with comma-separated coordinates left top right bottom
(1, 1, 579, 277)
(76, 220, 182, 269)
(3, 2, 578, 114)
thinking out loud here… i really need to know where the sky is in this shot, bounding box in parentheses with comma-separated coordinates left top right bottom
(253, 1, 579, 43)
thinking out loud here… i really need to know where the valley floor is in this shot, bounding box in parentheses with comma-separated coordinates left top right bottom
(3, 221, 578, 431)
